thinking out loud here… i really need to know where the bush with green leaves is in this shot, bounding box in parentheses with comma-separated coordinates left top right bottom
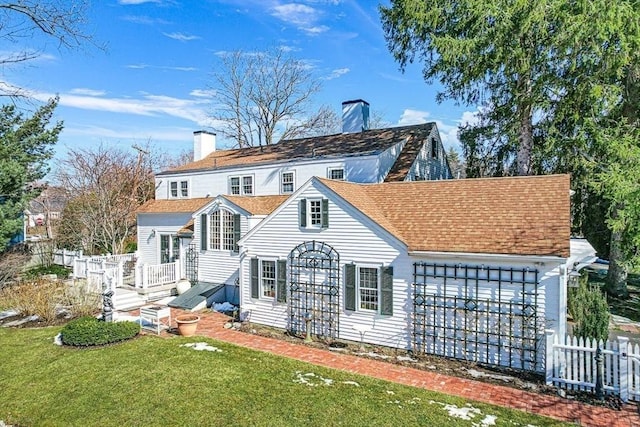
(24, 264, 71, 280)
(61, 316, 140, 347)
(568, 273, 611, 342)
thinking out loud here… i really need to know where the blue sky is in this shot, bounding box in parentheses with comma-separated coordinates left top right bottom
(6, 0, 475, 163)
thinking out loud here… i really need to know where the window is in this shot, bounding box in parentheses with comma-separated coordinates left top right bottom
(358, 267, 379, 311)
(299, 198, 329, 229)
(328, 168, 345, 181)
(431, 138, 438, 159)
(169, 180, 188, 198)
(242, 176, 253, 195)
(250, 258, 287, 302)
(281, 171, 295, 194)
(309, 200, 322, 226)
(261, 260, 276, 298)
(208, 209, 240, 252)
(345, 264, 393, 315)
(230, 177, 240, 195)
(229, 175, 253, 195)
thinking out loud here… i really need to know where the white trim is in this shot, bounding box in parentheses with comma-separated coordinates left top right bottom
(228, 174, 255, 196)
(306, 198, 323, 229)
(167, 178, 190, 199)
(258, 257, 278, 300)
(192, 195, 250, 217)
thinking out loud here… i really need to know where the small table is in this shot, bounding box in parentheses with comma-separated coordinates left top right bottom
(139, 305, 171, 335)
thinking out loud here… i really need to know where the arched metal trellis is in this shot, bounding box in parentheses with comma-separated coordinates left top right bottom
(288, 240, 340, 340)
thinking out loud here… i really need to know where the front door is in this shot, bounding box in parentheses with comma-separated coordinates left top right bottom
(160, 234, 180, 264)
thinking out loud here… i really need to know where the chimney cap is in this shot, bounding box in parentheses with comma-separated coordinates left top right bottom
(193, 130, 216, 136)
(341, 99, 369, 106)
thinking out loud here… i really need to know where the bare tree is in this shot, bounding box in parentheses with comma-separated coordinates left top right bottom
(210, 47, 322, 147)
(54, 143, 159, 255)
(0, 1, 96, 98)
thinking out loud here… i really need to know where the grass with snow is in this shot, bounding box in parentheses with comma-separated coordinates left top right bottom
(0, 327, 569, 426)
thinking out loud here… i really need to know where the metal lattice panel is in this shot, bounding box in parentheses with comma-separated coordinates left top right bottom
(185, 243, 198, 286)
(412, 262, 543, 372)
(288, 241, 340, 340)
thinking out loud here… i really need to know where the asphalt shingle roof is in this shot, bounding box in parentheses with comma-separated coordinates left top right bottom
(320, 174, 571, 257)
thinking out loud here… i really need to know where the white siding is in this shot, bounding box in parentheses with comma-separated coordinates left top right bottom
(137, 213, 193, 265)
(240, 181, 411, 348)
(155, 155, 382, 200)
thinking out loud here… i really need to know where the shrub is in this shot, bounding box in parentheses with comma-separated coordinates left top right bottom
(24, 264, 71, 280)
(568, 273, 611, 342)
(0, 244, 31, 290)
(60, 281, 101, 317)
(61, 316, 140, 346)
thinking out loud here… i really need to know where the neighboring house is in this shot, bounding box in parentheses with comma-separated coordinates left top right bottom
(137, 100, 452, 301)
(237, 174, 596, 372)
(25, 186, 67, 239)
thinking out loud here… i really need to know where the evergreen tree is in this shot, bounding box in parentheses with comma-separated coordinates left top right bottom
(0, 98, 62, 250)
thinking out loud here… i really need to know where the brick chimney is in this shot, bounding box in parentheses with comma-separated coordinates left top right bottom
(193, 130, 216, 161)
(342, 99, 370, 133)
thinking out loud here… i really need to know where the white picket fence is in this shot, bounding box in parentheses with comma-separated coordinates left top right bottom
(52, 249, 83, 267)
(135, 262, 179, 288)
(546, 330, 640, 402)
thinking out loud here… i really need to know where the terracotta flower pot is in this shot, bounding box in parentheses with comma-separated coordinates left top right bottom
(175, 314, 200, 337)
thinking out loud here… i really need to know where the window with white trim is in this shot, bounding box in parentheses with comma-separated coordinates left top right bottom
(208, 209, 239, 252)
(261, 260, 276, 298)
(169, 180, 189, 198)
(328, 168, 345, 181)
(299, 198, 329, 229)
(229, 175, 253, 195)
(358, 267, 379, 311)
(281, 171, 295, 194)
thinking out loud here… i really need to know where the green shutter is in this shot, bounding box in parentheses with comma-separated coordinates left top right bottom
(321, 198, 329, 229)
(200, 214, 207, 251)
(276, 260, 287, 303)
(250, 258, 259, 299)
(345, 264, 356, 311)
(380, 266, 393, 315)
(233, 214, 241, 253)
(299, 199, 307, 227)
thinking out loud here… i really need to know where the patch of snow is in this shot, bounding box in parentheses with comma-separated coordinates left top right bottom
(0, 309, 19, 320)
(386, 390, 395, 395)
(466, 369, 513, 383)
(2, 315, 39, 327)
(396, 355, 417, 362)
(358, 351, 390, 359)
(180, 342, 222, 352)
(441, 403, 481, 420)
(477, 414, 497, 426)
(293, 371, 334, 387)
(341, 381, 360, 386)
(54, 333, 63, 346)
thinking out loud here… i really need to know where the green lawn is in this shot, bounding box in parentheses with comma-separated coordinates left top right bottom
(0, 327, 568, 426)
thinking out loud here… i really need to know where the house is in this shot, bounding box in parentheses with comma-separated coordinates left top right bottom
(236, 174, 596, 372)
(136, 100, 452, 302)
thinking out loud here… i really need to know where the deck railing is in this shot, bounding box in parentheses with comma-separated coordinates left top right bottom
(136, 262, 180, 289)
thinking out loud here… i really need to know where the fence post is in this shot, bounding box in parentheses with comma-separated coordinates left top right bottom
(142, 264, 148, 289)
(545, 330, 555, 385)
(619, 336, 630, 402)
(174, 261, 180, 282)
(134, 262, 141, 288)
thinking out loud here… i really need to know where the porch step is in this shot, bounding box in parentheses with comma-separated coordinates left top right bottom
(113, 289, 146, 311)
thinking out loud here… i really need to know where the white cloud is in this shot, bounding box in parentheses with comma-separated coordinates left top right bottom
(121, 15, 171, 25)
(125, 63, 197, 72)
(271, 3, 318, 26)
(397, 109, 431, 125)
(301, 25, 329, 35)
(126, 64, 148, 69)
(323, 67, 349, 80)
(163, 32, 200, 42)
(459, 110, 480, 127)
(69, 88, 106, 96)
(190, 89, 215, 98)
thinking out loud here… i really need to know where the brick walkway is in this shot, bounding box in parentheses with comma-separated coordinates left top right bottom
(146, 308, 640, 427)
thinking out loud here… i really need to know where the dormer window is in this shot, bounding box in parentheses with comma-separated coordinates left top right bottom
(431, 138, 438, 159)
(328, 168, 345, 181)
(169, 180, 188, 199)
